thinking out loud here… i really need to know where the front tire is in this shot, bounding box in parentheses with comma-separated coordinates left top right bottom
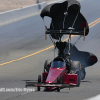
(57, 76, 60, 92)
(37, 75, 41, 91)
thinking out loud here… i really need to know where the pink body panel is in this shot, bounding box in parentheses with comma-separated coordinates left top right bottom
(46, 66, 66, 83)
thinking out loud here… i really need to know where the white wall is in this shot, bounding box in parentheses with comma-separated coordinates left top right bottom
(0, 2, 47, 24)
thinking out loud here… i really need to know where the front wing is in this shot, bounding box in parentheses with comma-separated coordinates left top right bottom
(26, 81, 70, 88)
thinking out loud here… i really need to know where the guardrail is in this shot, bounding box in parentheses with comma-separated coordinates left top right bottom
(0, 0, 68, 24)
(0, 0, 81, 24)
(0, 2, 47, 24)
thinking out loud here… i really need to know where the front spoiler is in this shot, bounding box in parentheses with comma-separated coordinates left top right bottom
(26, 81, 70, 88)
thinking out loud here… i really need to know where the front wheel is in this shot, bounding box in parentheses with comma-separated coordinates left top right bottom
(57, 76, 60, 92)
(57, 87, 60, 92)
(37, 75, 41, 91)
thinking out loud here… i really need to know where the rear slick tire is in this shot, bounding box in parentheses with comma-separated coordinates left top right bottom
(44, 60, 51, 72)
(71, 61, 81, 87)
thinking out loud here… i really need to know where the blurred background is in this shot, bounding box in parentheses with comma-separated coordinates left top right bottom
(0, 0, 55, 12)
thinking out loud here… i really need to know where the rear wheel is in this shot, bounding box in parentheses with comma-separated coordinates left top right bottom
(44, 60, 51, 72)
(37, 75, 41, 91)
(76, 70, 81, 87)
(71, 61, 81, 87)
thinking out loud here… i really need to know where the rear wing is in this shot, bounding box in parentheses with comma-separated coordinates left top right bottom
(45, 28, 86, 40)
(46, 29, 85, 35)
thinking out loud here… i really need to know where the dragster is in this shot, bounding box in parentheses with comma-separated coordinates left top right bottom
(25, 0, 98, 92)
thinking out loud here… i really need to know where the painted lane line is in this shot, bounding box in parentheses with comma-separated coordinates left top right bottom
(89, 21, 100, 28)
(0, 46, 54, 66)
(89, 18, 100, 26)
(0, 18, 100, 66)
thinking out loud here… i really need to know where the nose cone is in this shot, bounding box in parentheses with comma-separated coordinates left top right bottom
(46, 67, 66, 83)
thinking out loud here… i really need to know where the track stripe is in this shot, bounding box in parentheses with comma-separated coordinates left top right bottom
(0, 18, 100, 66)
(85, 94, 100, 100)
(89, 21, 100, 28)
(89, 18, 100, 26)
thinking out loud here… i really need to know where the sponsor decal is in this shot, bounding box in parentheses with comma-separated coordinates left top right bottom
(69, 79, 75, 82)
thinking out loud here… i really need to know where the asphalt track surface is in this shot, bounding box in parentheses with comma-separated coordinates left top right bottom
(0, 0, 100, 100)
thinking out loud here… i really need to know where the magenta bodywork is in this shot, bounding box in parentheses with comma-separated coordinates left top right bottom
(46, 66, 66, 83)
